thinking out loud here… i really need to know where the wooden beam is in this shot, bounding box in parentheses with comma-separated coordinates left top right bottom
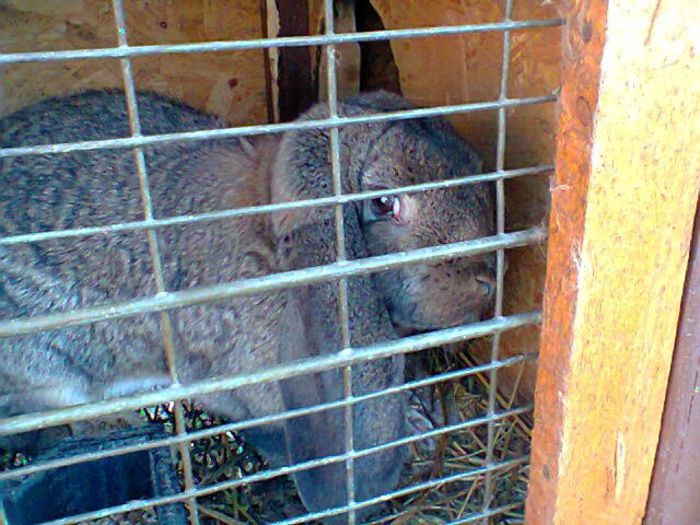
(525, 1, 700, 524)
(259, 0, 278, 123)
(275, 0, 314, 121)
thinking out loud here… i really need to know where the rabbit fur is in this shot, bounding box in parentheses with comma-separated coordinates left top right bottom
(0, 90, 495, 522)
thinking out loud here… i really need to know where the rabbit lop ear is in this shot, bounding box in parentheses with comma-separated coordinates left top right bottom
(276, 202, 407, 522)
(271, 109, 408, 520)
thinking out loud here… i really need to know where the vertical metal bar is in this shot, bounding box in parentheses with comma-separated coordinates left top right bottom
(483, 0, 513, 519)
(110, 2, 200, 523)
(323, 0, 356, 522)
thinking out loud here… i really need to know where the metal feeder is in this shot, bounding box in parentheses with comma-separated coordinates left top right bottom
(0, 425, 187, 525)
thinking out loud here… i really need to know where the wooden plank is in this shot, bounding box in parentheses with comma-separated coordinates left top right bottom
(645, 205, 700, 524)
(355, 0, 401, 95)
(526, 1, 700, 524)
(275, 0, 313, 121)
(259, 0, 277, 124)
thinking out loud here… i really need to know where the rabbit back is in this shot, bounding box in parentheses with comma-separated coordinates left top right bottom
(0, 91, 287, 438)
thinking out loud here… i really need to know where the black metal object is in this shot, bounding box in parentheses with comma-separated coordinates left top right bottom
(0, 426, 186, 525)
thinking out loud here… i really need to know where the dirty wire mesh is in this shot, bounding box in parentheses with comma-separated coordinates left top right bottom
(0, 1, 561, 524)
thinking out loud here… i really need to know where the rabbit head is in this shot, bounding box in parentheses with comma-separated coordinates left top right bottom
(269, 91, 495, 521)
(274, 92, 496, 335)
(353, 93, 496, 332)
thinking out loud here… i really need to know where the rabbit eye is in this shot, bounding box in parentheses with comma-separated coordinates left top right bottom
(370, 195, 401, 220)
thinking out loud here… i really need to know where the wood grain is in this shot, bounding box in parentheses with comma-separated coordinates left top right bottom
(526, 0, 700, 523)
(0, 0, 269, 126)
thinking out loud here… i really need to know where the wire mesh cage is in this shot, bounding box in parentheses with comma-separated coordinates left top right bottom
(0, 1, 562, 524)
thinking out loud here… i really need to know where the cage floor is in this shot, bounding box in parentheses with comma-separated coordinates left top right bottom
(0, 344, 531, 525)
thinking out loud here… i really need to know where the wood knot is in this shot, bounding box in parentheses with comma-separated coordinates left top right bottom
(575, 96, 593, 127)
(581, 19, 593, 44)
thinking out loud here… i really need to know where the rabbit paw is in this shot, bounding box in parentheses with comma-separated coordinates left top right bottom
(407, 405, 438, 459)
(406, 387, 461, 459)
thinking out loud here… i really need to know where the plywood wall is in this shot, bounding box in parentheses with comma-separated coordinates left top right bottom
(0, 0, 270, 125)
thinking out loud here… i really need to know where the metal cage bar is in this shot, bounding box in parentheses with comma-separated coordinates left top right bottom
(110, 1, 201, 522)
(483, 0, 514, 518)
(0, 95, 556, 159)
(0, 19, 563, 65)
(321, 0, 358, 522)
(0, 312, 540, 437)
(0, 228, 545, 338)
(0, 7, 561, 524)
(264, 456, 530, 525)
(0, 352, 536, 483)
(450, 501, 525, 525)
(6, 405, 533, 523)
(365, 500, 525, 525)
(0, 164, 552, 247)
(38, 453, 529, 525)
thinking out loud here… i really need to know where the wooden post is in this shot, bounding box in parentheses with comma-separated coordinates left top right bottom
(260, 0, 279, 123)
(525, 1, 700, 524)
(275, 0, 314, 121)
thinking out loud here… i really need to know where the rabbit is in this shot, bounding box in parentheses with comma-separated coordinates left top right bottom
(0, 89, 495, 523)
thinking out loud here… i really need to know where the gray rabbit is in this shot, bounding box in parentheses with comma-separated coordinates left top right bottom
(0, 90, 495, 522)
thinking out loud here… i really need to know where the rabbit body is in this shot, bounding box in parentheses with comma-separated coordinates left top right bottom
(0, 92, 287, 439)
(0, 90, 494, 520)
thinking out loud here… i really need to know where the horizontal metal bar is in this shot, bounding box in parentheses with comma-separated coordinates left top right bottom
(267, 457, 529, 525)
(0, 228, 546, 338)
(0, 164, 553, 247)
(348, 404, 533, 464)
(40, 450, 528, 525)
(374, 502, 524, 525)
(34, 406, 532, 506)
(1, 19, 563, 65)
(0, 311, 540, 437)
(448, 501, 525, 525)
(199, 404, 532, 491)
(374, 502, 525, 525)
(0, 352, 536, 482)
(175, 406, 535, 496)
(0, 95, 556, 158)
